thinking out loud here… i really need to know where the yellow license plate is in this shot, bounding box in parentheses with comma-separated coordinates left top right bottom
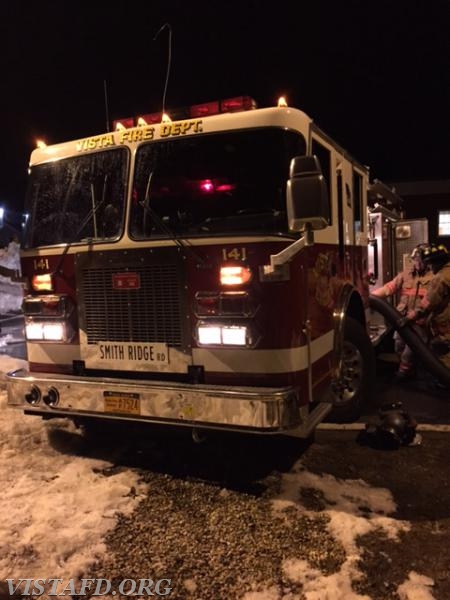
(104, 392, 140, 415)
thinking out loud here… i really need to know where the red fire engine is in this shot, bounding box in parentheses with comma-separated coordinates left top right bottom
(8, 96, 388, 437)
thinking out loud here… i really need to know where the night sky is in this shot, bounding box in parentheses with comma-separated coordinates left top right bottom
(1, 0, 449, 213)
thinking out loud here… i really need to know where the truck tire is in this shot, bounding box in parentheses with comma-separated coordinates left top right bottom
(328, 316, 376, 423)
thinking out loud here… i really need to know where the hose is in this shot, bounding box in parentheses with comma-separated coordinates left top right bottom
(369, 295, 450, 387)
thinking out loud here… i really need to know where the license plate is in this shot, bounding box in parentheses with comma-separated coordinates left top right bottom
(104, 391, 140, 415)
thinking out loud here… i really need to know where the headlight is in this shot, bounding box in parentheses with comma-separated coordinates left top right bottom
(197, 323, 249, 347)
(25, 320, 72, 342)
(198, 325, 222, 345)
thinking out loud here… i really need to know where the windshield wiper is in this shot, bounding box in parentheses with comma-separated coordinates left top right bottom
(52, 175, 110, 276)
(141, 171, 207, 266)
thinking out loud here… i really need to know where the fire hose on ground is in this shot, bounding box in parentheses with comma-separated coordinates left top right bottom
(369, 295, 450, 388)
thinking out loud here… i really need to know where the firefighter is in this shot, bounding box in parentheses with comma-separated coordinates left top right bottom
(407, 244, 450, 368)
(373, 243, 434, 380)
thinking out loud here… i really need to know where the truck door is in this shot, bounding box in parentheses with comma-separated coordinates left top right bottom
(335, 156, 354, 280)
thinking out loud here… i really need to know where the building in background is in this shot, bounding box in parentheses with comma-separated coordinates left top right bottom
(391, 180, 450, 246)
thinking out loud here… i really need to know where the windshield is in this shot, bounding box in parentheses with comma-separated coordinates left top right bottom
(130, 128, 306, 239)
(23, 148, 128, 248)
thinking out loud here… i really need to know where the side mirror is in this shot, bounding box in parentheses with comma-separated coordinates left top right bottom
(286, 156, 330, 232)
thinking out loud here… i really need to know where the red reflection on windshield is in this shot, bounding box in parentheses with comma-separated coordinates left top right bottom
(197, 179, 235, 194)
(200, 179, 214, 193)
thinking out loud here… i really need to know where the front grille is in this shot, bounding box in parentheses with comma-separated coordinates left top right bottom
(77, 250, 185, 346)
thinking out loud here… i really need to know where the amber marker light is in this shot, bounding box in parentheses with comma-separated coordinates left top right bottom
(36, 139, 47, 149)
(31, 273, 54, 292)
(277, 96, 288, 107)
(220, 265, 252, 286)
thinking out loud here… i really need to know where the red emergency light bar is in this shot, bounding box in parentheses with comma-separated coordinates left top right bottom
(113, 96, 257, 131)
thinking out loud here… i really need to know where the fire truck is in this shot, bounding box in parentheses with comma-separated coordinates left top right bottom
(7, 96, 405, 438)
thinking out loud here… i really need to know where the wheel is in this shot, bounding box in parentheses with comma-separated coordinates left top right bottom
(328, 316, 376, 423)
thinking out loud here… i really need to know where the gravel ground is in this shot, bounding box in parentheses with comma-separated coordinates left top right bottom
(75, 424, 450, 600)
(311, 429, 450, 600)
(90, 473, 344, 599)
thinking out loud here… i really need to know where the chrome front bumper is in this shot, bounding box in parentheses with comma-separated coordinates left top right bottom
(7, 368, 306, 433)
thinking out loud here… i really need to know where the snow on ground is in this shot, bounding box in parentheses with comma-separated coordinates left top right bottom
(0, 275, 438, 599)
(0, 278, 23, 314)
(0, 242, 23, 313)
(0, 358, 147, 584)
(0, 269, 148, 589)
(271, 471, 409, 600)
(240, 465, 437, 600)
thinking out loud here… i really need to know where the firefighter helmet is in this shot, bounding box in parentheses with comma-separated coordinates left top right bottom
(410, 243, 428, 261)
(363, 402, 421, 449)
(422, 244, 449, 268)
